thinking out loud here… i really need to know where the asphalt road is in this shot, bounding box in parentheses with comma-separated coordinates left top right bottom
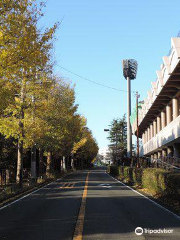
(0, 169, 180, 240)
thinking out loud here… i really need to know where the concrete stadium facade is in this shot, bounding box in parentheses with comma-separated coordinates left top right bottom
(132, 36, 180, 160)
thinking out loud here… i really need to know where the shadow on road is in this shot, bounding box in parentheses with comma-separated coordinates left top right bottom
(0, 170, 180, 239)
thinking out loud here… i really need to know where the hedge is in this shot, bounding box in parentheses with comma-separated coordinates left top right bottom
(108, 165, 120, 176)
(133, 168, 143, 186)
(123, 167, 133, 183)
(108, 166, 133, 184)
(108, 165, 180, 200)
(142, 168, 169, 195)
(166, 173, 180, 198)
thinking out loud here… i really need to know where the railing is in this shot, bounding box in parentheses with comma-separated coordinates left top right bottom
(156, 157, 180, 171)
(139, 156, 180, 171)
(0, 168, 31, 187)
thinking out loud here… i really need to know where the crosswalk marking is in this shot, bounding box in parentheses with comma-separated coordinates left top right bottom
(59, 182, 75, 189)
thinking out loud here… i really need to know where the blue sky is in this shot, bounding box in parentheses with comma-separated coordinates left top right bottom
(39, 0, 180, 149)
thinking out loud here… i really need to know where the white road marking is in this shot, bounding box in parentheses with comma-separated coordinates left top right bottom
(106, 172, 180, 221)
(99, 183, 112, 188)
(99, 183, 110, 187)
(0, 186, 46, 211)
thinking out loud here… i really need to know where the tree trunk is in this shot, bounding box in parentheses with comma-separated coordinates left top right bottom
(46, 151, 52, 178)
(66, 156, 69, 170)
(16, 76, 26, 186)
(16, 140, 23, 185)
(0, 170, 3, 186)
(6, 170, 10, 184)
(31, 145, 36, 179)
(62, 156, 66, 172)
(39, 148, 44, 177)
(60, 157, 62, 173)
(71, 158, 75, 171)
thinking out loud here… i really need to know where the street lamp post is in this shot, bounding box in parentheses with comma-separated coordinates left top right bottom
(122, 59, 138, 158)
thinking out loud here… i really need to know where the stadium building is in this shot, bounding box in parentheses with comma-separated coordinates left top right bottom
(131, 34, 180, 163)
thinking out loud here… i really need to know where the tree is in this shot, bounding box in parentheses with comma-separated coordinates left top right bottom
(0, 0, 57, 184)
(74, 126, 99, 168)
(0, 0, 99, 184)
(36, 78, 80, 176)
(108, 115, 127, 164)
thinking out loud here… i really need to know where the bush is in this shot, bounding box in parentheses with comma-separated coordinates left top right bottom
(108, 165, 180, 206)
(109, 165, 119, 176)
(108, 166, 133, 183)
(166, 173, 180, 199)
(142, 168, 169, 195)
(133, 168, 143, 186)
(123, 167, 133, 184)
(118, 166, 124, 180)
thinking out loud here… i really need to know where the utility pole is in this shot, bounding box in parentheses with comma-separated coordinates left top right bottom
(136, 91, 140, 167)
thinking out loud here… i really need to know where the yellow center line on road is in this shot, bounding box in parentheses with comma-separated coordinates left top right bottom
(73, 172, 89, 240)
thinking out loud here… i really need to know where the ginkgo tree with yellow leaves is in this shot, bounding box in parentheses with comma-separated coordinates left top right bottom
(72, 126, 99, 169)
(0, 0, 99, 186)
(0, 0, 58, 184)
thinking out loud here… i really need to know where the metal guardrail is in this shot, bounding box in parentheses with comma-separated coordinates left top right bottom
(155, 158, 180, 171)
(142, 156, 180, 171)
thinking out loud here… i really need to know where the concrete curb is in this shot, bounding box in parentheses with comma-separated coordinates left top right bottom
(107, 172, 180, 221)
(0, 170, 75, 211)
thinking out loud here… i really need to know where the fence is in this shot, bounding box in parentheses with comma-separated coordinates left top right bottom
(0, 168, 31, 187)
(138, 156, 180, 172)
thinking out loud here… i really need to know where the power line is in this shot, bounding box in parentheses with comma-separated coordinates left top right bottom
(56, 64, 133, 93)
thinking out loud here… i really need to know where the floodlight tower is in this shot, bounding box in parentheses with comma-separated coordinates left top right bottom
(122, 59, 138, 158)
